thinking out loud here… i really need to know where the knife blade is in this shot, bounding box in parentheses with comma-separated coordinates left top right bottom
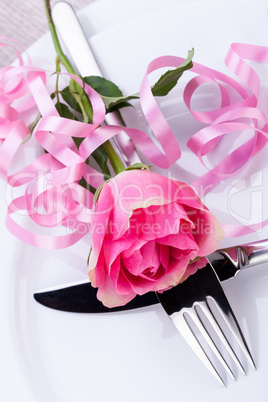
(34, 280, 159, 313)
(34, 238, 268, 312)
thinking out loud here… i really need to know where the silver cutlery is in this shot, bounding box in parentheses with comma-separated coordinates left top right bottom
(157, 260, 255, 386)
(45, 1, 256, 385)
(34, 237, 268, 309)
(161, 238, 268, 383)
(35, 240, 262, 385)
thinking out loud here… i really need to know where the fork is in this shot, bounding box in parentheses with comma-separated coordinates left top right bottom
(157, 260, 256, 386)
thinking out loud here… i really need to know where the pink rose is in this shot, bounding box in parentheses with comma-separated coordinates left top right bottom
(88, 170, 224, 307)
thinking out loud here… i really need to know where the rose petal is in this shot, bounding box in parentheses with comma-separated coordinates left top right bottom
(159, 244, 170, 269)
(122, 249, 143, 276)
(102, 232, 138, 273)
(121, 238, 147, 259)
(131, 202, 194, 241)
(89, 184, 113, 270)
(110, 256, 134, 295)
(89, 170, 224, 307)
(180, 257, 208, 282)
(103, 170, 183, 238)
(88, 249, 106, 288)
(96, 274, 136, 308)
(184, 206, 224, 255)
(156, 230, 198, 250)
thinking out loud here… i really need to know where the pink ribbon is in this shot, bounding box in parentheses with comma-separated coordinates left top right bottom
(1, 38, 268, 248)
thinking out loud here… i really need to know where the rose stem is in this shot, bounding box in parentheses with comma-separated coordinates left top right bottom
(43, 0, 125, 176)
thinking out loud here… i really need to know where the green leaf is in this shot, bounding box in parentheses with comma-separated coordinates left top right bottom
(125, 163, 152, 172)
(107, 101, 132, 113)
(151, 49, 194, 96)
(84, 76, 139, 111)
(82, 50, 194, 110)
(91, 147, 111, 180)
(78, 176, 96, 195)
(84, 76, 124, 97)
(60, 86, 82, 114)
(104, 95, 139, 110)
(55, 101, 77, 120)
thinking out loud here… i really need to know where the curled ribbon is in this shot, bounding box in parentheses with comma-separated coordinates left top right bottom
(1, 39, 268, 249)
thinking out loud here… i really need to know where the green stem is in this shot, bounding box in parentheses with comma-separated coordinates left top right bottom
(44, 0, 124, 177)
(55, 56, 61, 104)
(44, 0, 93, 122)
(28, 112, 41, 135)
(44, 0, 75, 74)
(69, 80, 90, 123)
(103, 141, 125, 174)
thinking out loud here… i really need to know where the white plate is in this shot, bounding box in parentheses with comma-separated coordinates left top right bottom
(1, 1, 268, 401)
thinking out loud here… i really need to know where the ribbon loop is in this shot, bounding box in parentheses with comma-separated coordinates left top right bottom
(2, 38, 268, 248)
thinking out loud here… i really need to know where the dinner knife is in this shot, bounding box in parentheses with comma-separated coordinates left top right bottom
(52, 1, 141, 166)
(47, 3, 267, 315)
(34, 238, 268, 312)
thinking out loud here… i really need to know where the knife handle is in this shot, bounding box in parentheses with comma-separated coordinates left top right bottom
(214, 238, 268, 274)
(52, 1, 141, 166)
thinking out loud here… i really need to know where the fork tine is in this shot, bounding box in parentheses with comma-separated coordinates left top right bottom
(190, 302, 236, 380)
(157, 261, 255, 384)
(171, 312, 226, 386)
(199, 299, 246, 375)
(209, 293, 256, 370)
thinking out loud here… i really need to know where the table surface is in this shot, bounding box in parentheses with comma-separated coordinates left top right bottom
(0, 0, 95, 68)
